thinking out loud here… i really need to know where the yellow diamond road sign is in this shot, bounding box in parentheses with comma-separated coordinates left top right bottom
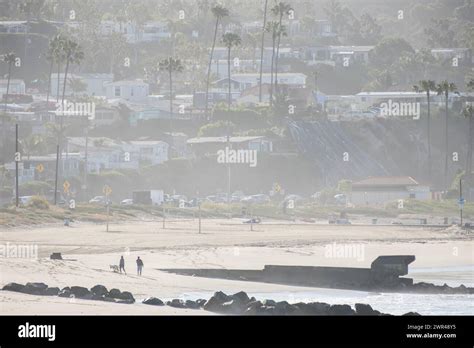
(63, 180, 71, 193)
(36, 164, 44, 173)
(274, 183, 281, 193)
(103, 185, 112, 196)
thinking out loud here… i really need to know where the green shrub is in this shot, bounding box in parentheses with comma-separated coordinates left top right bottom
(27, 196, 50, 210)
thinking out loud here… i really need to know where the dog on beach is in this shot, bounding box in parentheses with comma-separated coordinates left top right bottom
(110, 265, 119, 273)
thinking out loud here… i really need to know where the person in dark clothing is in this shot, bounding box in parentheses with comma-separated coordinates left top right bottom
(136, 256, 144, 276)
(119, 256, 126, 274)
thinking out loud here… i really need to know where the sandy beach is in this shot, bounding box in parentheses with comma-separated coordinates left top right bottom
(1, 218, 473, 315)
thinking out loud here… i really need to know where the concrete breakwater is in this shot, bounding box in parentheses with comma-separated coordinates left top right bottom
(160, 255, 474, 294)
(1, 282, 420, 315)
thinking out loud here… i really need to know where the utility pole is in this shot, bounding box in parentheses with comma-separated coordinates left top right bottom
(459, 179, 464, 226)
(106, 202, 110, 232)
(162, 206, 166, 229)
(83, 124, 89, 202)
(15, 124, 19, 207)
(54, 145, 59, 205)
(198, 202, 201, 234)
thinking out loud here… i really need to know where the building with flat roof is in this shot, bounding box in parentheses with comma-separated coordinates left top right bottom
(350, 176, 430, 206)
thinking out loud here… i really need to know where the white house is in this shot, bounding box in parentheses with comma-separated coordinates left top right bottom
(68, 137, 168, 173)
(105, 80, 149, 101)
(123, 141, 169, 165)
(431, 48, 472, 65)
(214, 73, 307, 92)
(0, 21, 27, 33)
(0, 79, 26, 96)
(99, 20, 171, 43)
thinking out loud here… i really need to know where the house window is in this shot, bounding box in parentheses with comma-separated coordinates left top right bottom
(114, 86, 121, 97)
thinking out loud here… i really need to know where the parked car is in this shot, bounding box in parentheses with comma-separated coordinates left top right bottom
(120, 199, 134, 206)
(241, 194, 271, 204)
(11, 196, 34, 206)
(89, 196, 110, 205)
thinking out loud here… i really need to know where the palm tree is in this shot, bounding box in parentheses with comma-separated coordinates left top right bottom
(205, 5, 229, 120)
(413, 80, 436, 182)
(1, 52, 16, 113)
(45, 35, 63, 106)
(159, 57, 184, 133)
(0, 52, 16, 158)
(222, 32, 241, 111)
(19, 134, 45, 160)
(61, 38, 84, 113)
(265, 21, 279, 107)
(259, 0, 269, 103)
(464, 79, 474, 177)
(436, 80, 458, 189)
(271, 2, 292, 93)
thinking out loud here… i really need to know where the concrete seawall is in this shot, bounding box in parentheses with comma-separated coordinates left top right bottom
(160, 255, 416, 291)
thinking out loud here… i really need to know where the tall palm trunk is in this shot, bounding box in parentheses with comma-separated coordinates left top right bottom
(444, 92, 449, 189)
(275, 14, 284, 93)
(46, 59, 54, 105)
(4, 62, 12, 112)
(227, 45, 232, 205)
(269, 33, 276, 108)
(169, 67, 173, 133)
(61, 58, 70, 109)
(426, 91, 431, 181)
(227, 46, 231, 109)
(467, 110, 473, 177)
(205, 18, 219, 120)
(56, 62, 61, 102)
(259, 0, 268, 102)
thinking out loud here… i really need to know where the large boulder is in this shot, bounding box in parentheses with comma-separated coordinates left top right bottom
(108, 288, 122, 299)
(219, 298, 248, 314)
(58, 289, 72, 298)
(22, 282, 48, 295)
(101, 296, 116, 302)
(185, 300, 201, 309)
(117, 291, 135, 302)
(196, 299, 207, 307)
(203, 291, 232, 312)
(44, 287, 60, 296)
(245, 300, 263, 315)
(50, 253, 63, 260)
(293, 302, 328, 315)
(70, 286, 91, 299)
(274, 301, 296, 315)
(328, 304, 355, 315)
(262, 299, 276, 307)
(213, 291, 232, 303)
(91, 285, 108, 297)
(355, 303, 378, 315)
(167, 299, 186, 308)
(308, 302, 331, 315)
(231, 291, 250, 304)
(2, 282, 25, 293)
(143, 297, 164, 306)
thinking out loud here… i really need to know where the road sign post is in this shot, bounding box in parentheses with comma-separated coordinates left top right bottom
(103, 185, 112, 232)
(198, 203, 201, 234)
(459, 179, 464, 227)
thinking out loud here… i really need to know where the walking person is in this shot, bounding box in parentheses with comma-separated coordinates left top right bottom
(119, 255, 126, 274)
(136, 256, 144, 276)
